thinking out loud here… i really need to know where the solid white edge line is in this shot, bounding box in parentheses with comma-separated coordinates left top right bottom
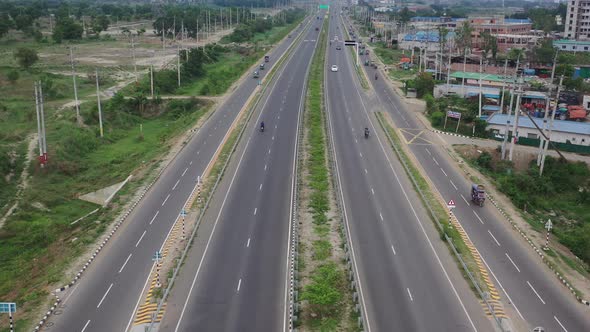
(96, 283, 113, 308)
(61, 283, 80, 306)
(80, 320, 91, 332)
(527, 281, 546, 305)
(488, 230, 501, 247)
(505, 253, 520, 273)
(135, 230, 147, 247)
(118, 253, 133, 274)
(554, 315, 568, 332)
(283, 24, 317, 331)
(471, 242, 525, 321)
(352, 56, 477, 332)
(325, 35, 372, 332)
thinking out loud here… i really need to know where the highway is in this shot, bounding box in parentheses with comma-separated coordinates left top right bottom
(325, 10, 492, 332)
(158, 12, 323, 332)
(348, 14, 590, 332)
(47, 15, 314, 332)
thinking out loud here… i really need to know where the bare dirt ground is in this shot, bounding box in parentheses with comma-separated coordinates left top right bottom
(0, 133, 37, 229)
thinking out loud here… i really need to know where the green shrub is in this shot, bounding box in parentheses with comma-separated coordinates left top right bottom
(301, 263, 344, 317)
(430, 111, 444, 126)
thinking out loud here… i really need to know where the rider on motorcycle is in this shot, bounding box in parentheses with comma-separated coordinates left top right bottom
(260, 121, 265, 132)
(364, 127, 370, 138)
(375, 73, 378, 80)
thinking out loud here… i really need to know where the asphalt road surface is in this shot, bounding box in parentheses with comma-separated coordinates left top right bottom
(158, 12, 324, 332)
(348, 14, 590, 332)
(325, 10, 492, 332)
(47, 16, 314, 332)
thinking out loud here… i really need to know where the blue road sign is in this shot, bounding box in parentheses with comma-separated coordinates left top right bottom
(0, 302, 16, 313)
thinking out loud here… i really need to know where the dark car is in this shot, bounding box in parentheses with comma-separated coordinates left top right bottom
(336, 45, 342, 50)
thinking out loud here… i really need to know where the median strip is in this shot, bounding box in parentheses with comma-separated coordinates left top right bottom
(295, 15, 360, 331)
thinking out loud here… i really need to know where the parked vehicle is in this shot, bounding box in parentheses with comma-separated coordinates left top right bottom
(556, 105, 587, 121)
(471, 184, 486, 207)
(264, 55, 270, 62)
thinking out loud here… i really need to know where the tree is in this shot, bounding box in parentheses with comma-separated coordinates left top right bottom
(480, 31, 498, 62)
(398, 7, 412, 24)
(0, 14, 14, 39)
(438, 26, 449, 53)
(456, 21, 473, 54)
(415, 72, 435, 98)
(53, 17, 83, 43)
(14, 47, 39, 70)
(14, 14, 34, 32)
(7, 70, 19, 84)
(92, 15, 110, 35)
(508, 48, 525, 61)
(532, 39, 555, 64)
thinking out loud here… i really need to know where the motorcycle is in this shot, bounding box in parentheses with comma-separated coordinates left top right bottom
(364, 128, 370, 139)
(375, 74, 378, 80)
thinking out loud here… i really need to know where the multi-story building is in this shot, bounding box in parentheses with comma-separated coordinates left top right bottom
(565, 0, 590, 40)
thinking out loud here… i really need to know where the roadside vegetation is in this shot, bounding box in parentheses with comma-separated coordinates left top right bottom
(468, 149, 590, 269)
(297, 17, 358, 331)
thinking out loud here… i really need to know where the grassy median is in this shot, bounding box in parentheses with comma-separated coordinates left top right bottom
(297, 16, 359, 331)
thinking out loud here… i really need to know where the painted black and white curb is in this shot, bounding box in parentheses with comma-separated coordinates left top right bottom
(432, 129, 473, 140)
(485, 193, 590, 308)
(34, 125, 205, 331)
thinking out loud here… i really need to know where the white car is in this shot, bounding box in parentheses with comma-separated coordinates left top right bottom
(331, 65, 338, 72)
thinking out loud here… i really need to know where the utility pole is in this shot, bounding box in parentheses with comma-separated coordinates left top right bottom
(38, 81, 47, 164)
(478, 56, 483, 118)
(508, 76, 524, 161)
(177, 43, 181, 87)
(537, 50, 559, 166)
(34, 82, 45, 167)
(131, 36, 138, 82)
(446, 41, 451, 95)
(540, 75, 565, 176)
(461, 48, 467, 95)
(499, 59, 508, 113)
(95, 69, 104, 138)
(150, 65, 154, 98)
(69, 46, 81, 125)
(162, 21, 165, 51)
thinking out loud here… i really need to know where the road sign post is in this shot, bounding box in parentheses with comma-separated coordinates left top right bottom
(543, 219, 553, 250)
(447, 199, 456, 210)
(0, 302, 16, 332)
(152, 250, 162, 288)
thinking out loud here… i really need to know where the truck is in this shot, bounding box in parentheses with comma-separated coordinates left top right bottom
(264, 55, 270, 62)
(556, 105, 588, 121)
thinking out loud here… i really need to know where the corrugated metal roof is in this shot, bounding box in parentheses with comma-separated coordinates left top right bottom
(487, 114, 590, 135)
